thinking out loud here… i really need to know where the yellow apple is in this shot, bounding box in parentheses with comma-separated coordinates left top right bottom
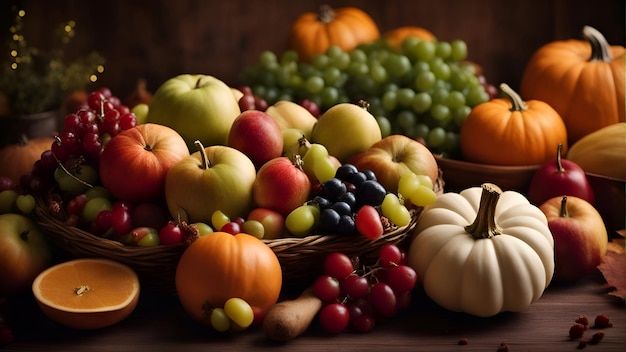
(349, 134, 439, 194)
(165, 142, 257, 224)
(310, 102, 382, 162)
(265, 100, 318, 136)
(147, 74, 241, 150)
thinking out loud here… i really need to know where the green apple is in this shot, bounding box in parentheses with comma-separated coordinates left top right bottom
(310, 102, 382, 163)
(147, 74, 241, 149)
(164, 142, 257, 224)
(0, 213, 52, 296)
(131, 103, 150, 125)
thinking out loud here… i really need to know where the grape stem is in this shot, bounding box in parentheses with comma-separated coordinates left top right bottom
(51, 136, 94, 189)
(464, 183, 503, 239)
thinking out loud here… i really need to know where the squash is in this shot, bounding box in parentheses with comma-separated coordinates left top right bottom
(459, 83, 568, 166)
(383, 26, 436, 49)
(408, 183, 554, 317)
(175, 232, 282, 328)
(287, 5, 380, 62)
(520, 26, 625, 145)
(566, 122, 626, 180)
(0, 134, 54, 183)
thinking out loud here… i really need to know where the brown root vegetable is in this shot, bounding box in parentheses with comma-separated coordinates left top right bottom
(263, 287, 322, 341)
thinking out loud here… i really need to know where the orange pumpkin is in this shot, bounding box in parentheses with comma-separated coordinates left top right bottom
(0, 134, 54, 183)
(175, 232, 282, 327)
(520, 26, 625, 145)
(383, 26, 436, 49)
(288, 5, 380, 62)
(460, 83, 568, 166)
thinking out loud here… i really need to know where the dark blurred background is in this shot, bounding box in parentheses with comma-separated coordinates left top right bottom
(1, 0, 624, 98)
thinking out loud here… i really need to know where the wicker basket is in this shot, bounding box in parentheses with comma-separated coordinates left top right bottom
(33, 176, 443, 294)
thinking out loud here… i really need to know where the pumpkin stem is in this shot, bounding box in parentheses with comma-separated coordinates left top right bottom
(318, 5, 336, 23)
(583, 26, 612, 62)
(464, 183, 503, 239)
(194, 140, 211, 170)
(499, 83, 528, 112)
(555, 143, 565, 173)
(558, 196, 570, 218)
(17, 133, 29, 146)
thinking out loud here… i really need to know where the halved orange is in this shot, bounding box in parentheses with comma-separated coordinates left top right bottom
(32, 258, 140, 329)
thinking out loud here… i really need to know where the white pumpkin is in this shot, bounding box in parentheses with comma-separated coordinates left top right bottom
(408, 183, 554, 317)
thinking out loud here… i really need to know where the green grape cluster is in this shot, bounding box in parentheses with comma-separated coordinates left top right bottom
(238, 37, 491, 158)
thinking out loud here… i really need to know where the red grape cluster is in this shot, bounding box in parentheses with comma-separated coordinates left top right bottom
(313, 244, 417, 333)
(26, 88, 137, 196)
(52, 88, 137, 166)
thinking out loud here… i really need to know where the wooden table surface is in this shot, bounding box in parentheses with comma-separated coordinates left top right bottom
(3, 273, 624, 351)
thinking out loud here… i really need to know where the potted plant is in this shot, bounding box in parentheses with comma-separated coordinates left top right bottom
(0, 7, 105, 146)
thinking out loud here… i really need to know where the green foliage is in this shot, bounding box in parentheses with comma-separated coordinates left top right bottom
(0, 7, 105, 115)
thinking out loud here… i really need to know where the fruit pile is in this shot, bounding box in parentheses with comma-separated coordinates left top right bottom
(239, 38, 496, 157)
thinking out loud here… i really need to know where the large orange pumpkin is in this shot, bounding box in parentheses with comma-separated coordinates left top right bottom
(460, 83, 568, 166)
(175, 232, 282, 327)
(520, 26, 625, 145)
(287, 5, 380, 62)
(0, 134, 54, 183)
(383, 26, 436, 49)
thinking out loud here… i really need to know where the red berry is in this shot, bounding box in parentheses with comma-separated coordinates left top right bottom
(594, 313, 612, 328)
(159, 222, 183, 245)
(220, 221, 241, 235)
(569, 323, 586, 339)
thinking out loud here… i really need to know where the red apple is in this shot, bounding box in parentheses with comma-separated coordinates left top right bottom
(246, 207, 286, 240)
(528, 144, 595, 206)
(348, 134, 439, 194)
(253, 157, 311, 217)
(165, 143, 257, 224)
(99, 123, 189, 203)
(0, 214, 52, 296)
(539, 195, 608, 282)
(227, 109, 284, 168)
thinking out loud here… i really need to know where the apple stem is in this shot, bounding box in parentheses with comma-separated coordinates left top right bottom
(500, 83, 528, 112)
(465, 183, 503, 239)
(555, 143, 565, 173)
(194, 140, 211, 170)
(559, 196, 570, 218)
(357, 99, 371, 111)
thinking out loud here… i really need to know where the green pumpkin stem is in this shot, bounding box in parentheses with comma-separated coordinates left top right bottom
(583, 26, 612, 63)
(465, 183, 503, 239)
(500, 83, 528, 112)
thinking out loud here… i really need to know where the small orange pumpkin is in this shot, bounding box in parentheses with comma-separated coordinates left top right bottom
(287, 5, 380, 62)
(460, 83, 568, 166)
(383, 26, 436, 49)
(0, 134, 54, 183)
(520, 26, 625, 145)
(175, 232, 282, 327)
